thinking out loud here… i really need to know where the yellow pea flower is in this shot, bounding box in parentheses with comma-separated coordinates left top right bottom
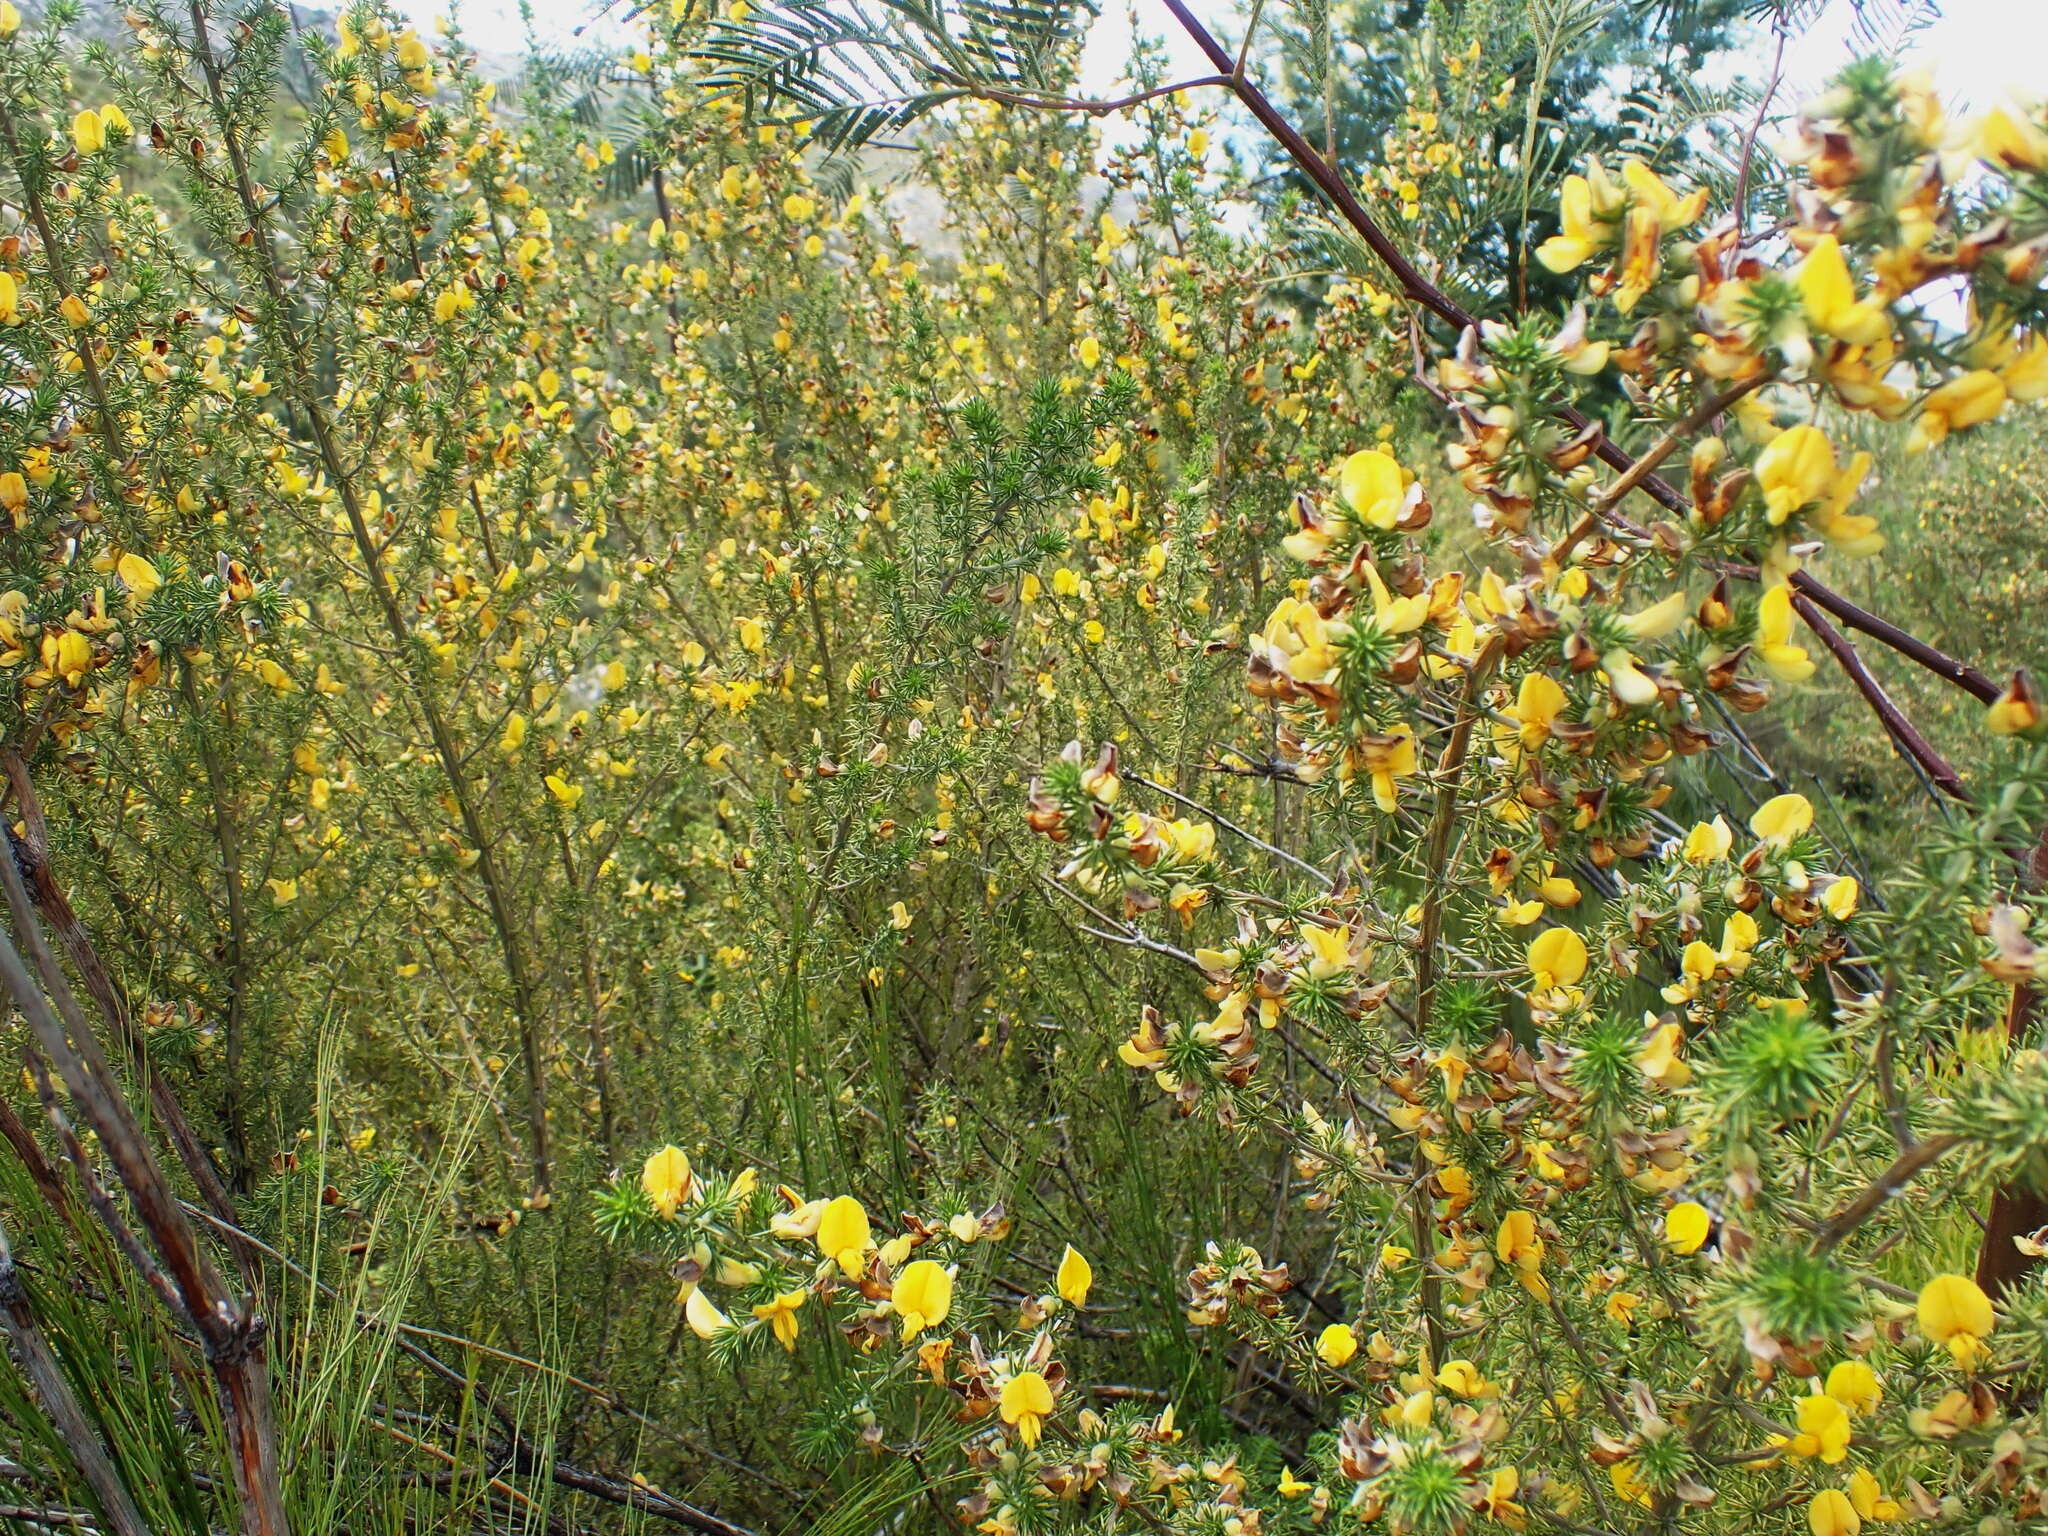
(0, 3, 18, 37)
(1337, 447, 1407, 530)
(683, 1286, 732, 1339)
(1749, 791, 1813, 846)
(1979, 105, 2048, 171)
(1056, 1244, 1092, 1307)
(1986, 670, 2042, 736)
(1809, 1488, 1861, 1536)
(71, 109, 105, 155)
(1316, 1323, 1358, 1367)
(1824, 1359, 1881, 1414)
(1754, 586, 1815, 683)
(116, 552, 162, 605)
(1755, 425, 1838, 525)
(1790, 1391, 1852, 1462)
(892, 1259, 952, 1339)
(1435, 1359, 1494, 1397)
(998, 1370, 1054, 1446)
(1638, 1022, 1691, 1089)
(1663, 1200, 1711, 1254)
(640, 1145, 696, 1218)
(1847, 1467, 1903, 1521)
(816, 1194, 873, 1278)
(1909, 370, 2006, 453)
(752, 1289, 805, 1350)
(1510, 671, 1567, 747)
(1822, 876, 1860, 920)
(1798, 235, 1889, 346)
(545, 774, 583, 809)
(1525, 927, 1588, 990)
(1682, 816, 1733, 864)
(267, 878, 299, 905)
(1360, 724, 1418, 813)
(1916, 1273, 1994, 1366)
(1495, 1209, 1543, 1271)
(1534, 162, 1621, 272)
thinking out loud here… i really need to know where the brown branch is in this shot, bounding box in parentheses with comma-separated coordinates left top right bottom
(1789, 595, 1971, 804)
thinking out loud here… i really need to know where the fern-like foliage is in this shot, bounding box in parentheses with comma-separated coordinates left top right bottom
(682, 0, 1099, 152)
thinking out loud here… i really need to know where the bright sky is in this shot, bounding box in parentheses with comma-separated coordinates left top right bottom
(421, 0, 2047, 119)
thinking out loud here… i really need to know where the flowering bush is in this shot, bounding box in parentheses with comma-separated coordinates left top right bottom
(0, 2, 2046, 1534)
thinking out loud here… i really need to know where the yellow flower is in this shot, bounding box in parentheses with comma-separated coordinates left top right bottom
(1978, 105, 2048, 172)
(893, 1259, 953, 1339)
(266, 878, 298, 905)
(1496, 1209, 1543, 1271)
(1638, 1022, 1691, 1089)
(545, 774, 583, 809)
(1789, 1391, 1852, 1462)
(1909, 370, 2006, 453)
(1337, 448, 1407, 530)
(1754, 586, 1814, 683)
(1510, 672, 1567, 748)
(1986, 670, 2042, 737)
(684, 1286, 732, 1339)
(1755, 425, 1837, 525)
(1682, 816, 1733, 864)
(117, 552, 162, 606)
(1056, 1244, 1093, 1307)
(0, 3, 18, 37)
(1663, 1200, 1711, 1254)
(641, 1145, 696, 1218)
(1847, 1467, 1903, 1521)
(1435, 1359, 1494, 1397)
(816, 1194, 873, 1278)
(1316, 1323, 1358, 1367)
(1822, 877, 1860, 920)
(71, 109, 105, 155)
(1534, 162, 1621, 272)
(752, 1289, 805, 1350)
(1798, 236, 1888, 346)
(1360, 724, 1418, 813)
(1525, 927, 1588, 991)
(1916, 1273, 1994, 1366)
(1824, 1359, 1881, 1414)
(999, 1370, 1054, 1446)
(1750, 791, 1813, 846)
(1809, 1488, 1861, 1536)
(58, 293, 91, 327)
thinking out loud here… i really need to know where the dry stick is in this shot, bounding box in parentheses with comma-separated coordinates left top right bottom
(0, 858, 288, 1536)
(0, 751, 250, 1270)
(181, 0, 551, 1192)
(1151, 0, 2000, 711)
(1789, 595, 1971, 804)
(0, 1217, 154, 1536)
